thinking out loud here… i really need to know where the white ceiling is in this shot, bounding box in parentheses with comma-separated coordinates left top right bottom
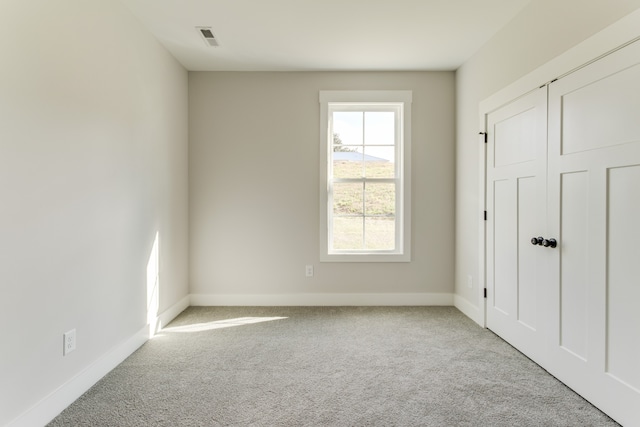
(120, 0, 531, 71)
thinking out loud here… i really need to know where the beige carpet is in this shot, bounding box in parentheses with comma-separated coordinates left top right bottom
(48, 306, 618, 426)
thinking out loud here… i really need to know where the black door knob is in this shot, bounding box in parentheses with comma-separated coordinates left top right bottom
(531, 237, 543, 246)
(543, 238, 557, 248)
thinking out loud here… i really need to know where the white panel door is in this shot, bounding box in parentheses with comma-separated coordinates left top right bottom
(485, 87, 549, 365)
(546, 40, 640, 427)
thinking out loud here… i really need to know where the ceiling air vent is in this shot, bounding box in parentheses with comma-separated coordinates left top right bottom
(197, 27, 219, 47)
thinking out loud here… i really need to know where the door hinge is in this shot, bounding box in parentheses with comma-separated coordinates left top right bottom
(479, 132, 487, 143)
(484, 210, 487, 221)
(484, 288, 487, 298)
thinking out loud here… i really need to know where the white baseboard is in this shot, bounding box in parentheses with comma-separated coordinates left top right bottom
(190, 293, 454, 306)
(8, 295, 190, 427)
(454, 294, 484, 327)
(7, 327, 148, 427)
(155, 295, 190, 332)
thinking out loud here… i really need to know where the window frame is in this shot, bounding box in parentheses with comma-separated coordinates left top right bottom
(319, 90, 412, 262)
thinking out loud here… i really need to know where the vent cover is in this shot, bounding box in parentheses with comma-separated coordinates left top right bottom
(196, 27, 219, 47)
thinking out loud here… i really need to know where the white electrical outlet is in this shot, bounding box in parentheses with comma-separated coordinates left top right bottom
(467, 275, 473, 289)
(63, 329, 76, 356)
(305, 265, 314, 277)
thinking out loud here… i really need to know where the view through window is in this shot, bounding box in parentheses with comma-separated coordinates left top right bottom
(319, 91, 412, 262)
(331, 109, 398, 251)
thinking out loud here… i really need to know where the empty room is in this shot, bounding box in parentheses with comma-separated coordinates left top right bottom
(1, 0, 639, 426)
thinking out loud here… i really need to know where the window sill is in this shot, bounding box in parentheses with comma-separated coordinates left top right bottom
(320, 252, 410, 263)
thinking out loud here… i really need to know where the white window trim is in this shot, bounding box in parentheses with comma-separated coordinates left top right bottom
(319, 90, 412, 262)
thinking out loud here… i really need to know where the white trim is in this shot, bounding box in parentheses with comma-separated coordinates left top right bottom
(480, 9, 640, 115)
(454, 295, 483, 326)
(478, 125, 488, 328)
(319, 90, 412, 104)
(156, 295, 190, 331)
(7, 327, 148, 427)
(190, 293, 454, 306)
(477, 9, 640, 328)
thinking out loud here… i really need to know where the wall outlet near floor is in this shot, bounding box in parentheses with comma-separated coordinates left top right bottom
(305, 265, 314, 277)
(63, 329, 76, 356)
(467, 275, 473, 289)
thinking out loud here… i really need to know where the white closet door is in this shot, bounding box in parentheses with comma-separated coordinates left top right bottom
(485, 87, 549, 365)
(547, 40, 640, 427)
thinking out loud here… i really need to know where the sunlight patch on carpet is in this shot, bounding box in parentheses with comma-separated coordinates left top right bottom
(162, 317, 288, 333)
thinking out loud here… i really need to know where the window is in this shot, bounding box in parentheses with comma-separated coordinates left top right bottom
(319, 91, 412, 262)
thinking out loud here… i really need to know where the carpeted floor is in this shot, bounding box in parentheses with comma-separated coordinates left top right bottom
(48, 306, 619, 426)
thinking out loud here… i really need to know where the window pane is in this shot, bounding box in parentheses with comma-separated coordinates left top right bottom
(365, 146, 395, 178)
(333, 217, 364, 250)
(333, 112, 363, 146)
(365, 183, 395, 216)
(365, 217, 395, 250)
(364, 112, 395, 145)
(333, 146, 363, 179)
(333, 183, 363, 215)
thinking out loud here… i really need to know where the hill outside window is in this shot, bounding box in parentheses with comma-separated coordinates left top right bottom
(319, 91, 412, 262)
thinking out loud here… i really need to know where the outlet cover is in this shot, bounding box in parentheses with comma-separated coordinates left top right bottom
(305, 265, 314, 277)
(63, 329, 76, 356)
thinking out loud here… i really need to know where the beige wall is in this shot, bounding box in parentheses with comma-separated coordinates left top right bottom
(455, 0, 640, 319)
(0, 1, 188, 424)
(189, 72, 455, 302)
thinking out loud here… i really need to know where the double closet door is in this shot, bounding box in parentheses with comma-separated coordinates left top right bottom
(485, 39, 640, 426)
